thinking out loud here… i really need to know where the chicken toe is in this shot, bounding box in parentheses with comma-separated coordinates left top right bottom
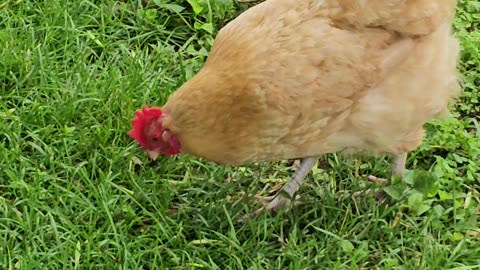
(238, 157, 317, 222)
(254, 193, 298, 213)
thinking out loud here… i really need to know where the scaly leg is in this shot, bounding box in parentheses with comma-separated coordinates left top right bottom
(261, 157, 317, 211)
(239, 157, 317, 222)
(353, 153, 407, 202)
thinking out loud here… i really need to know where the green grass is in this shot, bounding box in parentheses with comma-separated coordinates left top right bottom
(1, 0, 479, 269)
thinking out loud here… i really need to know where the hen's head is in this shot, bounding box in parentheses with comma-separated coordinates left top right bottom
(128, 106, 181, 160)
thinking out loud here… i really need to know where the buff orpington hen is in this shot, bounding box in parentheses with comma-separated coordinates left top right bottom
(128, 0, 461, 216)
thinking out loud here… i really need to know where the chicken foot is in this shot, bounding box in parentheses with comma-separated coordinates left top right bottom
(239, 154, 406, 222)
(353, 153, 407, 203)
(238, 157, 317, 222)
(260, 157, 317, 211)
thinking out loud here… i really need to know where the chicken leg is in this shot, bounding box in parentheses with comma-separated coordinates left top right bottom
(239, 154, 407, 222)
(240, 157, 317, 221)
(257, 153, 407, 210)
(261, 157, 317, 210)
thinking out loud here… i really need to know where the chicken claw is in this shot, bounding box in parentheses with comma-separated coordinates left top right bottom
(238, 157, 317, 222)
(255, 193, 299, 213)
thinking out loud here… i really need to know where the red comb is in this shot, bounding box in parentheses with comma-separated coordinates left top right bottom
(128, 106, 163, 149)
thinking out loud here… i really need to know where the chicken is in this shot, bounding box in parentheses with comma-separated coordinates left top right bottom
(128, 0, 461, 215)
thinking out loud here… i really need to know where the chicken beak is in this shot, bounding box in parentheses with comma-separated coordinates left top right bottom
(147, 150, 160, 161)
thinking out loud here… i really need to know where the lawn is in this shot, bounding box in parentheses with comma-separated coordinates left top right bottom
(1, 0, 479, 269)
